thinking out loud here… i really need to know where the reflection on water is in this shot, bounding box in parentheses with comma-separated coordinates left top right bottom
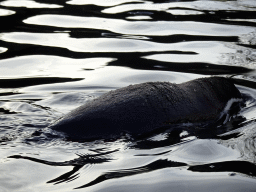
(0, 0, 256, 191)
(24, 14, 255, 36)
(0, 0, 63, 8)
(0, 8, 15, 16)
(0, 56, 114, 78)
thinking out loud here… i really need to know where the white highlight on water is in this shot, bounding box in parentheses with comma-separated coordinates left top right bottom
(219, 98, 243, 124)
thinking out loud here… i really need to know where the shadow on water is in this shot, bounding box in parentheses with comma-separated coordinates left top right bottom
(8, 148, 256, 189)
(9, 149, 119, 185)
(0, 77, 83, 88)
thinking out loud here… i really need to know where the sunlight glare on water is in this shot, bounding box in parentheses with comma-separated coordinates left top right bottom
(0, 0, 256, 191)
(0, 0, 63, 8)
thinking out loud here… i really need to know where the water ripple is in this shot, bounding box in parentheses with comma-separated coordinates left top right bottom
(0, 0, 63, 8)
(24, 14, 255, 36)
(0, 0, 256, 191)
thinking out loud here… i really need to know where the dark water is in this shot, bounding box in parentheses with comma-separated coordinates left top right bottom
(0, 0, 256, 191)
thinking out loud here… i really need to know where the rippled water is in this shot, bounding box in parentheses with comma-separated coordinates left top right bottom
(0, 0, 256, 191)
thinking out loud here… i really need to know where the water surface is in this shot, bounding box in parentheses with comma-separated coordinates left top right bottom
(0, 0, 256, 191)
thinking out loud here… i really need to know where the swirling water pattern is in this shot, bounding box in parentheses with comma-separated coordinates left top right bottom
(0, 0, 256, 191)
